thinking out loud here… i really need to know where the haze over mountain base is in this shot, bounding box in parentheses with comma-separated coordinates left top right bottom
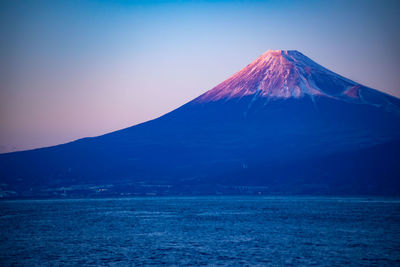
(1, 50, 399, 198)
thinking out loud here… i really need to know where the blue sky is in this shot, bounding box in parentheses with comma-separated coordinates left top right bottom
(1, 0, 399, 152)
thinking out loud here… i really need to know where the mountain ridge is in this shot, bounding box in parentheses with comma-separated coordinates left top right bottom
(0, 50, 399, 197)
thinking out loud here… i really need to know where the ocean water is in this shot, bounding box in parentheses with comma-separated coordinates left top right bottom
(0, 197, 399, 266)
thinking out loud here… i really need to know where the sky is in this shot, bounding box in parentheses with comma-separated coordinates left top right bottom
(0, 0, 399, 153)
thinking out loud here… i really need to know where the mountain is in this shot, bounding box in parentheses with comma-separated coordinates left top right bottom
(1, 50, 400, 198)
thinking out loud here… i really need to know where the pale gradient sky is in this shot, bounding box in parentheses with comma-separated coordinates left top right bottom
(1, 0, 399, 153)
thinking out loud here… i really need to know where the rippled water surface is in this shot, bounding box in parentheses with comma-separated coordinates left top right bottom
(1, 196, 400, 266)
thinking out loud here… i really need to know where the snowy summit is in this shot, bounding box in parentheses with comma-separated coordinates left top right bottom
(195, 50, 395, 110)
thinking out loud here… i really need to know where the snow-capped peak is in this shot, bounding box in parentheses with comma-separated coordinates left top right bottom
(194, 49, 363, 103)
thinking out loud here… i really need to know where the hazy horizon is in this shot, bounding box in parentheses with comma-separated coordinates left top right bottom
(1, 0, 400, 153)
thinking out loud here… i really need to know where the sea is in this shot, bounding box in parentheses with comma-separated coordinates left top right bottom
(0, 196, 399, 266)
